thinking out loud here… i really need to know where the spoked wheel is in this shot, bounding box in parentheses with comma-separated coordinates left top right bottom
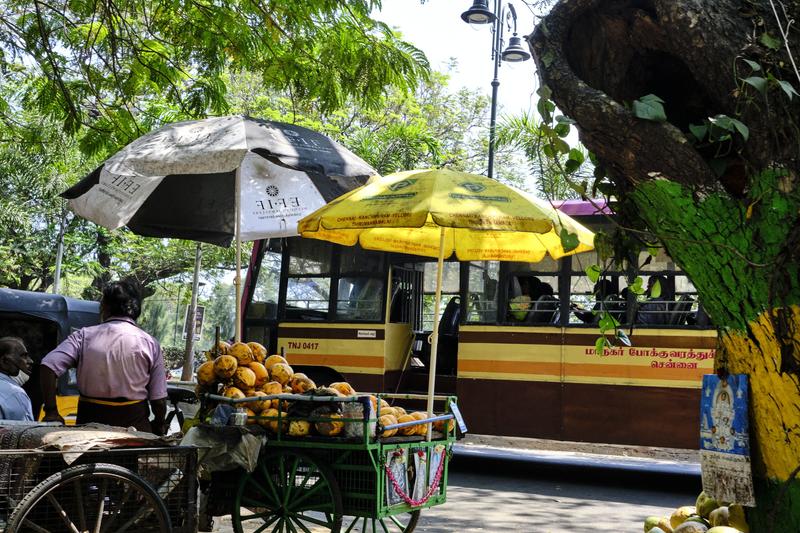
(342, 510, 421, 533)
(233, 450, 343, 533)
(7, 462, 170, 533)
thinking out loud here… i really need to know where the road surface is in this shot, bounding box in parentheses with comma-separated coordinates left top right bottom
(209, 451, 700, 532)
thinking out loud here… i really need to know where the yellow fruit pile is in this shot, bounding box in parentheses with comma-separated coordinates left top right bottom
(644, 491, 749, 533)
(196, 342, 454, 439)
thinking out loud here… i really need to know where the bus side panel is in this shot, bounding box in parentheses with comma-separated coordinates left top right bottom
(560, 328, 715, 448)
(277, 323, 386, 392)
(457, 378, 563, 439)
(561, 383, 700, 448)
(457, 325, 564, 438)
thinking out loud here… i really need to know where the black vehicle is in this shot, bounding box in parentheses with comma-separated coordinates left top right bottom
(0, 288, 100, 420)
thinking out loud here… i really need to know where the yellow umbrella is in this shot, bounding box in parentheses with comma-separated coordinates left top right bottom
(298, 168, 595, 438)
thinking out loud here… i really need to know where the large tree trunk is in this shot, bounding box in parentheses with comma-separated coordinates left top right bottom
(530, 0, 800, 530)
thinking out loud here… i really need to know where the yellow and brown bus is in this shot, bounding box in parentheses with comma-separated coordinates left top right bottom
(242, 200, 715, 449)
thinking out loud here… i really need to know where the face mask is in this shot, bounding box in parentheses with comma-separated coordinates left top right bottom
(12, 370, 29, 387)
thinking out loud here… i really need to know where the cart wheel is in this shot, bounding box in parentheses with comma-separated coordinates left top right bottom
(342, 510, 420, 533)
(7, 462, 171, 533)
(233, 450, 343, 533)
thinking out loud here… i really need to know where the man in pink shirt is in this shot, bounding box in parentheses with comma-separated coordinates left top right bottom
(41, 281, 168, 434)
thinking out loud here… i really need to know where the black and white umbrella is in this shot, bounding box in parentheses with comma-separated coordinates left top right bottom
(63, 115, 377, 339)
(63, 115, 377, 245)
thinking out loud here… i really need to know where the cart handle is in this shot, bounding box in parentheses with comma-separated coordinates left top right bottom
(379, 413, 454, 432)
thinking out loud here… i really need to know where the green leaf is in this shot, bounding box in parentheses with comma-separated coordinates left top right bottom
(632, 94, 667, 122)
(554, 123, 571, 137)
(568, 148, 585, 165)
(585, 264, 602, 283)
(598, 312, 620, 332)
(742, 76, 768, 94)
(594, 336, 607, 355)
(564, 159, 581, 173)
(760, 32, 782, 50)
(555, 115, 576, 124)
(742, 59, 762, 71)
(537, 85, 553, 100)
(729, 118, 749, 140)
(628, 277, 645, 295)
(559, 228, 579, 252)
(647, 246, 660, 257)
(650, 278, 662, 298)
(553, 138, 570, 154)
(778, 80, 800, 100)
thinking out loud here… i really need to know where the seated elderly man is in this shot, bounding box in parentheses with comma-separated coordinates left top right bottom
(0, 337, 34, 421)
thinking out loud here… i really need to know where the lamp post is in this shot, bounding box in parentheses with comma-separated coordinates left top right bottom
(461, 0, 531, 179)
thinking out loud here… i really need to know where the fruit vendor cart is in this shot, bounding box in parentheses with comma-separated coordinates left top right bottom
(199, 391, 462, 533)
(0, 424, 198, 532)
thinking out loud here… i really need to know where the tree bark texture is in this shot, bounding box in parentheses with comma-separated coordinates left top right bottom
(531, 0, 800, 530)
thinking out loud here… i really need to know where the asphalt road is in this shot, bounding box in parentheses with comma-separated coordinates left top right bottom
(210, 452, 700, 533)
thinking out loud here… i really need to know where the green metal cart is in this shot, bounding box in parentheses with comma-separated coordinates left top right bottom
(203, 392, 460, 533)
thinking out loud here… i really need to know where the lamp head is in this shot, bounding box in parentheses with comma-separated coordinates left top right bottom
(461, 0, 496, 24)
(501, 34, 531, 62)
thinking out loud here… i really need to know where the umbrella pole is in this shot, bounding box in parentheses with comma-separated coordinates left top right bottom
(234, 166, 242, 343)
(425, 226, 446, 441)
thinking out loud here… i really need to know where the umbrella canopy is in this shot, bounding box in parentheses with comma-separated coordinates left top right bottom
(63, 115, 377, 246)
(298, 168, 595, 260)
(298, 168, 595, 439)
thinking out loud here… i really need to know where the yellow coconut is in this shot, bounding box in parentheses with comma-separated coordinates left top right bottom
(433, 417, 455, 433)
(270, 363, 294, 385)
(379, 398, 390, 410)
(410, 412, 428, 435)
(315, 413, 345, 437)
(215, 341, 231, 356)
(213, 355, 238, 379)
(397, 414, 417, 436)
(288, 419, 311, 437)
(248, 362, 269, 388)
(196, 361, 217, 386)
(264, 354, 288, 370)
(222, 386, 246, 400)
(329, 382, 356, 396)
(244, 408, 258, 425)
(247, 342, 268, 364)
(379, 414, 399, 437)
(229, 342, 254, 366)
(261, 380, 283, 396)
(233, 366, 257, 390)
(245, 390, 270, 413)
(291, 375, 316, 394)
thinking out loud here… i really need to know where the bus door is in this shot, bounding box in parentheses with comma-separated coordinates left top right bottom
(244, 239, 283, 353)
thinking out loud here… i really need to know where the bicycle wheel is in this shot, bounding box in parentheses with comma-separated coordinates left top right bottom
(8, 462, 171, 533)
(233, 450, 343, 533)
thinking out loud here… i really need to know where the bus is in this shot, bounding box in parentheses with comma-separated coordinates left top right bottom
(242, 200, 715, 450)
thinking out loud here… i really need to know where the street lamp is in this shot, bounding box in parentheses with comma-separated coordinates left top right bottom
(461, 0, 531, 179)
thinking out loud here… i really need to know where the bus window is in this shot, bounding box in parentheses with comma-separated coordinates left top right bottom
(504, 260, 559, 325)
(466, 261, 499, 323)
(336, 277, 384, 321)
(286, 278, 330, 319)
(568, 254, 626, 325)
(250, 250, 281, 320)
(422, 262, 460, 331)
(286, 239, 333, 320)
(289, 239, 332, 274)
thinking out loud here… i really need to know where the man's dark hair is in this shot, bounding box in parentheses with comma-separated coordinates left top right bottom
(102, 281, 142, 319)
(0, 337, 26, 357)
